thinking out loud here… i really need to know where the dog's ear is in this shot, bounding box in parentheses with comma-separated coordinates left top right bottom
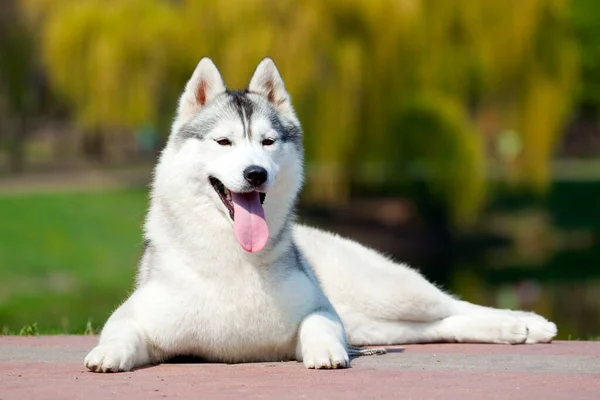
(176, 58, 226, 122)
(249, 58, 295, 116)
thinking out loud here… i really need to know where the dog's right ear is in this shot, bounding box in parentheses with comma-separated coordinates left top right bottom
(248, 58, 295, 118)
(176, 58, 226, 123)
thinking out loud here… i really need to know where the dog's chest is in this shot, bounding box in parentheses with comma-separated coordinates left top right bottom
(169, 264, 318, 360)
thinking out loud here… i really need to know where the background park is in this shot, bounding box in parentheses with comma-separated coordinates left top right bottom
(0, 0, 599, 342)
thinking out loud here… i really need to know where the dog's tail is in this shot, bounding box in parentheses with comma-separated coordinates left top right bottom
(347, 345, 387, 357)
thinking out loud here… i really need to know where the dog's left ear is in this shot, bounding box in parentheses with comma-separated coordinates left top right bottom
(249, 58, 295, 117)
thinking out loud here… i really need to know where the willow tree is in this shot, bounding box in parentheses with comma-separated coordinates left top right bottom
(0, 0, 36, 172)
(21, 0, 577, 224)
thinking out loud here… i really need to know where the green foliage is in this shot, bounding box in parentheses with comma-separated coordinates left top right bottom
(2, 320, 99, 335)
(19, 0, 578, 223)
(0, 0, 37, 172)
(18, 322, 38, 336)
(388, 96, 485, 224)
(0, 1, 34, 114)
(83, 318, 96, 335)
(570, 0, 600, 111)
(22, 0, 179, 130)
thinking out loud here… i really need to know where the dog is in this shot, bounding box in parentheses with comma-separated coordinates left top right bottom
(84, 57, 557, 372)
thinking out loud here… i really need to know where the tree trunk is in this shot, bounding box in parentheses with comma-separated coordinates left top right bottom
(5, 116, 26, 174)
(82, 128, 106, 163)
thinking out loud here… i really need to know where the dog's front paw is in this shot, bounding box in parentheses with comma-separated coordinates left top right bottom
(302, 339, 349, 369)
(84, 343, 136, 373)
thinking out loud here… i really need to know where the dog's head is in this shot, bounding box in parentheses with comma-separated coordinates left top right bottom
(158, 58, 304, 253)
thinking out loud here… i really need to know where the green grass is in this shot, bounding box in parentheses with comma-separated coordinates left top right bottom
(565, 334, 600, 341)
(0, 189, 148, 334)
(1, 320, 97, 335)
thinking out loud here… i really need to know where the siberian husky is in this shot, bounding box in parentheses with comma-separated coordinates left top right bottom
(85, 57, 557, 372)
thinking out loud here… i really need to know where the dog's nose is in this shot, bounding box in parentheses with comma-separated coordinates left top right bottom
(243, 166, 268, 187)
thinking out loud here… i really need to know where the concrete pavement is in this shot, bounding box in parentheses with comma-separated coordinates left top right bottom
(1, 336, 598, 399)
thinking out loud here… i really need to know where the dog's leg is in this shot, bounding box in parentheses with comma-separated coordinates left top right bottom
(296, 225, 457, 323)
(84, 283, 168, 372)
(84, 305, 149, 372)
(296, 225, 558, 344)
(453, 300, 557, 343)
(296, 310, 350, 369)
(344, 312, 528, 345)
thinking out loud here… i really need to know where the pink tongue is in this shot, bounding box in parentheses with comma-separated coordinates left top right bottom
(231, 192, 269, 252)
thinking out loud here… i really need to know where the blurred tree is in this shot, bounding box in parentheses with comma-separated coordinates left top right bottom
(570, 0, 600, 115)
(19, 0, 577, 224)
(20, 0, 181, 161)
(0, 0, 36, 173)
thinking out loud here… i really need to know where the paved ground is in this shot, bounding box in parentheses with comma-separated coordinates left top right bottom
(1, 336, 598, 399)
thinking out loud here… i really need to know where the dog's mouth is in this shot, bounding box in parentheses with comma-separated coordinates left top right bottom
(209, 177, 268, 253)
(209, 177, 266, 219)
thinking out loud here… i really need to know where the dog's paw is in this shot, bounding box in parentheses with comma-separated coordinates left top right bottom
(525, 320, 557, 343)
(499, 319, 529, 344)
(524, 319, 557, 343)
(489, 317, 529, 345)
(508, 311, 557, 343)
(84, 343, 136, 373)
(302, 340, 349, 369)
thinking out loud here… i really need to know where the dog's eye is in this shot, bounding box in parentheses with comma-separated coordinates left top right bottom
(262, 138, 275, 146)
(216, 138, 232, 146)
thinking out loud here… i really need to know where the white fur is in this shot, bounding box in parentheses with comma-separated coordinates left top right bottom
(85, 58, 556, 373)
